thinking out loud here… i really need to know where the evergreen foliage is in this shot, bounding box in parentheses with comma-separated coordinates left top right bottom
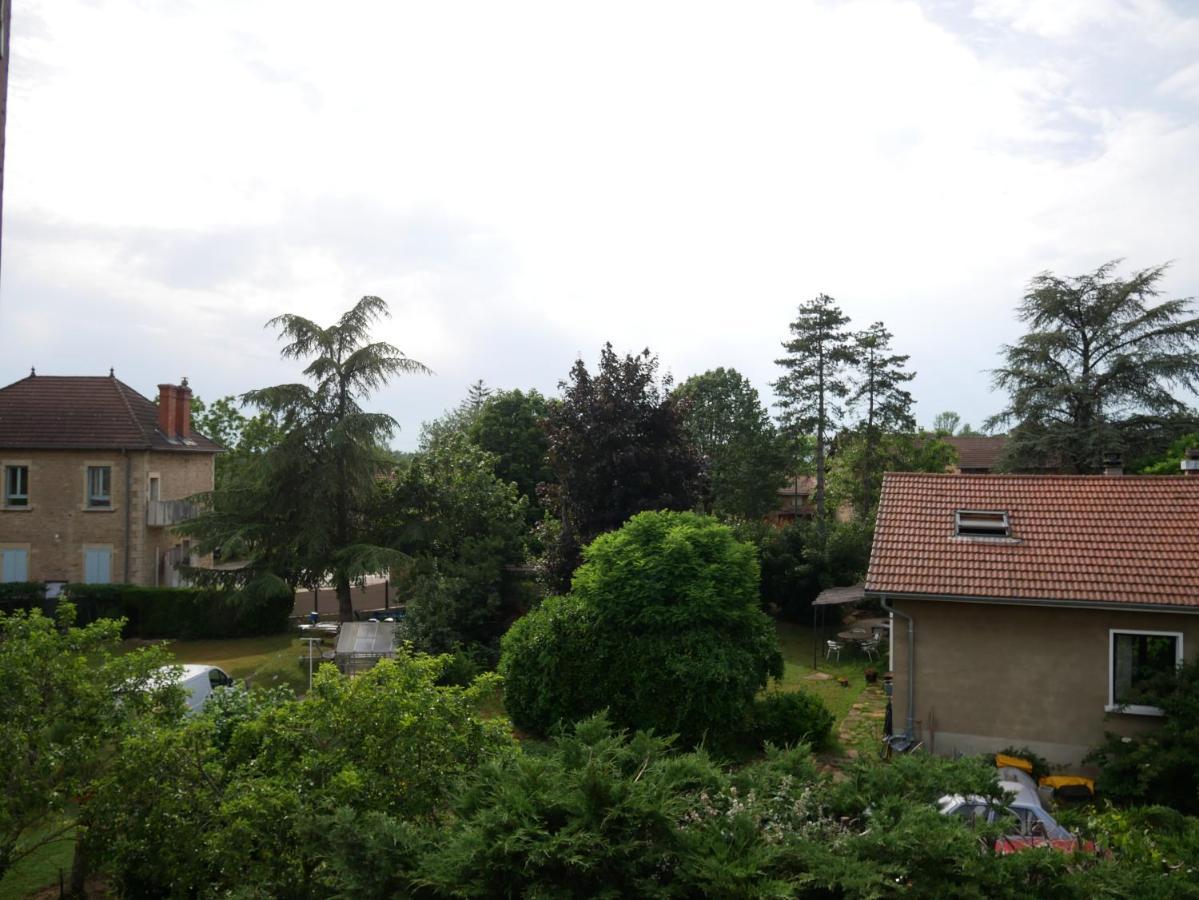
(773, 294, 854, 533)
(181, 296, 430, 621)
(847, 322, 917, 517)
(1086, 656, 1199, 814)
(988, 261, 1199, 473)
(501, 511, 783, 746)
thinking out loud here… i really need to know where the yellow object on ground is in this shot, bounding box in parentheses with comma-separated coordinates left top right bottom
(1039, 775, 1095, 794)
(995, 753, 1034, 773)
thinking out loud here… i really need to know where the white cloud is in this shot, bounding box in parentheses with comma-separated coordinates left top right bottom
(1, 0, 1197, 444)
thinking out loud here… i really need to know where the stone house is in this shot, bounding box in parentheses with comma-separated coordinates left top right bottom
(0, 372, 221, 587)
(866, 469, 1199, 767)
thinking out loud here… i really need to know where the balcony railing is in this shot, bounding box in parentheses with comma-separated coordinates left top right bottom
(146, 499, 198, 527)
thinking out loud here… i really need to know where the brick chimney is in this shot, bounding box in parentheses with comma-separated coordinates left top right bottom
(1183, 447, 1199, 477)
(175, 377, 192, 439)
(1102, 451, 1123, 477)
(158, 383, 179, 437)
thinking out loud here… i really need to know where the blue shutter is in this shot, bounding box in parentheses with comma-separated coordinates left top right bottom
(2, 549, 27, 582)
(85, 549, 112, 584)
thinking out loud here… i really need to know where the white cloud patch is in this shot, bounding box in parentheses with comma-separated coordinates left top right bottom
(0, 0, 1197, 446)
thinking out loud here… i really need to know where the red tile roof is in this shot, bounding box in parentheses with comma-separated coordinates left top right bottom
(0, 375, 222, 452)
(943, 435, 1007, 471)
(866, 472, 1199, 607)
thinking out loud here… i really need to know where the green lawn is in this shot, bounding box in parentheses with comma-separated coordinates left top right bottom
(0, 816, 75, 900)
(136, 632, 311, 695)
(771, 620, 881, 732)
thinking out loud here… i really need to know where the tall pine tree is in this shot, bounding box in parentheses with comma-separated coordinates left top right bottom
(773, 294, 853, 531)
(848, 321, 915, 517)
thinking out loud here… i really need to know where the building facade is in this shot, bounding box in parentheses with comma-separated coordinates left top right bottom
(866, 471, 1199, 767)
(0, 373, 221, 587)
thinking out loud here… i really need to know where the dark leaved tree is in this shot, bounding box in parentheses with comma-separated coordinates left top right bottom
(541, 344, 703, 591)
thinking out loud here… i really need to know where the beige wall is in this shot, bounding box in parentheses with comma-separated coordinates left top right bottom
(0, 448, 214, 585)
(887, 597, 1199, 767)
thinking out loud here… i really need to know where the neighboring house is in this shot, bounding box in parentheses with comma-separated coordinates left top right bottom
(0, 372, 221, 587)
(767, 475, 817, 526)
(866, 469, 1199, 767)
(942, 435, 1007, 474)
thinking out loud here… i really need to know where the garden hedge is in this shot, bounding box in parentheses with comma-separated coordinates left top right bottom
(61, 584, 292, 639)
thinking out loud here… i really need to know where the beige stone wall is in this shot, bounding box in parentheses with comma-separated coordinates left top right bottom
(141, 450, 216, 585)
(0, 448, 214, 585)
(887, 597, 1199, 766)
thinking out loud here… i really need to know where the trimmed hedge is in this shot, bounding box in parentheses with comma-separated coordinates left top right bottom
(62, 584, 292, 639)
(0, 581, 49, 614)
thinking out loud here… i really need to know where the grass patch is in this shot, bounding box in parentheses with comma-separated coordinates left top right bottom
(0, 816, 75, 900)
(770, 620, 880, 731)
(127, 632, 312, 695)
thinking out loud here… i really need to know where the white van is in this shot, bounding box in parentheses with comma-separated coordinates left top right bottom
(157, 664, 236, 713)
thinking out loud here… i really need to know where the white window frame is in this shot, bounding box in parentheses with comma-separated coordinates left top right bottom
(148, 473, 161, 502)
(1106, 628, 1184, 716)
(3, 464, 29, 507)
(86, 464, 113, 509)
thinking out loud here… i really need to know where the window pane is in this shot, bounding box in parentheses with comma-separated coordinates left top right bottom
(1113, 633, 1178, 705)
(4, 466, 28, 505)
(88, 466, 112, 506)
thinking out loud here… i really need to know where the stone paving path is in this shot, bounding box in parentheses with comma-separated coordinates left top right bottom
(834, 681, 889, 760)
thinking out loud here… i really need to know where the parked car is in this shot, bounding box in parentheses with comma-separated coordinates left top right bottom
(938, 767, 1095, 854)
(156, 664, 237, 713)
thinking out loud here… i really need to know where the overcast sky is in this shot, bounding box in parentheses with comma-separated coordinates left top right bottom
(1, 0, 1196, 449)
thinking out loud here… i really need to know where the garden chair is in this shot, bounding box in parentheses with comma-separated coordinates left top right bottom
(861, 639, 880, 661)
(825, 640, 843, 662)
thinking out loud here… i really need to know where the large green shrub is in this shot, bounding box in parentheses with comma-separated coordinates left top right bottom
(90, 651, 514, 898)
(500, 510, 784, 746)
(749, 691, 835, 751)
(62, 583, 292, 639)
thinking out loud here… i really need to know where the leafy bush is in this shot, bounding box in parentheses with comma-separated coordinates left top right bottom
(748, 691, 835, 751)
(501, 511, 783, 746)
(61, 583, 292, 639)
(1086, 657, 1199, 813)
(91, 650, 515, 898)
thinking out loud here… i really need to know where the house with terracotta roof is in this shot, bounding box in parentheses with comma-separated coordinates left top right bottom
(866, 469, 1199, 766)
(942, 435, 1008, 474)
(0, 372, 221, 587)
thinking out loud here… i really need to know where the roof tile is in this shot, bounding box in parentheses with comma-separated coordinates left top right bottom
(865, 473, 1199, 607)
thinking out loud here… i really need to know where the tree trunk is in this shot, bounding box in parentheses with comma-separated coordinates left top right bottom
(67, 825, 89, 899)
(335, 572, 353, 623)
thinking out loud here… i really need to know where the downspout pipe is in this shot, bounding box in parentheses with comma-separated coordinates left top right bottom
(881, 595, 914, 738)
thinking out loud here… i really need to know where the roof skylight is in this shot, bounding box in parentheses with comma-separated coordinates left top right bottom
(954, 510, 1011, 538)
